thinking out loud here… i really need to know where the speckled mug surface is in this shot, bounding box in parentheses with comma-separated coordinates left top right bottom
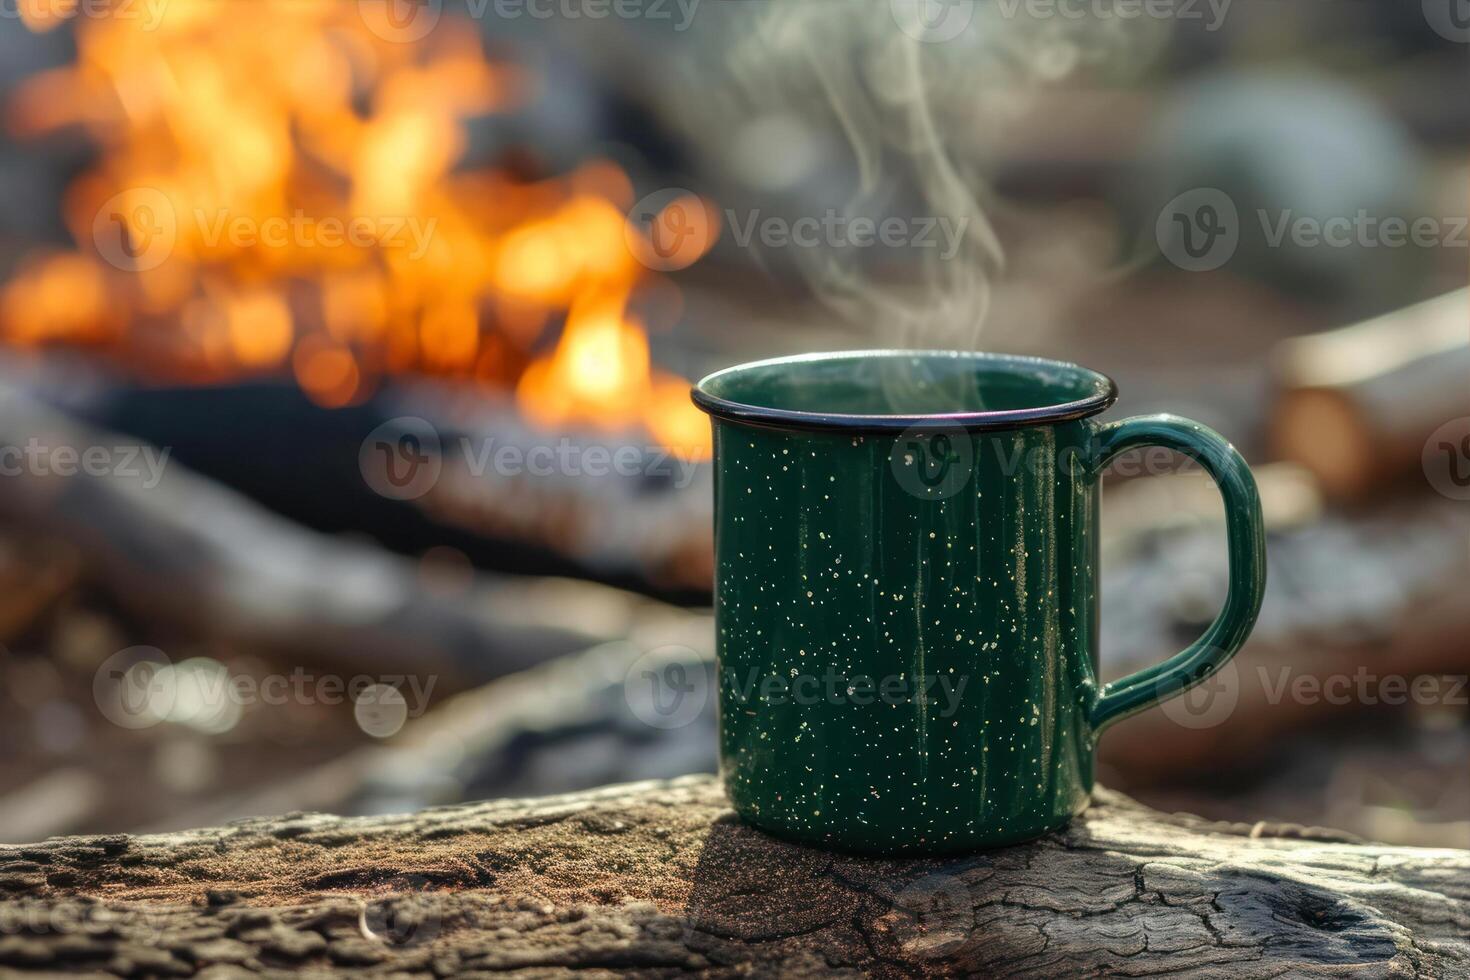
(691, 351, 1266, 854)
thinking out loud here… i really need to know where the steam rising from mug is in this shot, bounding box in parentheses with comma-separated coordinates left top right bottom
(712, 0, 1163, 410)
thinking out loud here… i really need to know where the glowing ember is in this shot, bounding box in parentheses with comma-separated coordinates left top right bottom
(2, 0, 713, 457)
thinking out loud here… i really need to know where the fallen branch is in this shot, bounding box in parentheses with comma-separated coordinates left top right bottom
(2, 776, 1467, 977)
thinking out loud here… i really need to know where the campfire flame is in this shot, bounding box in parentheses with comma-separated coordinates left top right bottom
(3, 0, 713, 456)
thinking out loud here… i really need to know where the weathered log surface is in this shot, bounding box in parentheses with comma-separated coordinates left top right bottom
(2, 776, 1468, 978)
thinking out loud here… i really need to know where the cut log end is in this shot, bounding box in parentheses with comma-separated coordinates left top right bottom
(1270, 386, 1380, 500)
(1, 775, 1468, 977)
(1269, 288, 1470, 501)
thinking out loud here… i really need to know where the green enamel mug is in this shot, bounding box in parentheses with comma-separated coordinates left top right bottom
(691, 351, 1266, 854)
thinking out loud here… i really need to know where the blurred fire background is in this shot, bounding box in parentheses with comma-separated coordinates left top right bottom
(0, 0, 1465, 846)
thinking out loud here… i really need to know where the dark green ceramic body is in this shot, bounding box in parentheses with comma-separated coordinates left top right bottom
(693, 352, 1265, 855)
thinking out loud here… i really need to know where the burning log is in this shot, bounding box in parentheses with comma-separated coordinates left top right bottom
(2, 776, 1468, 977)
(1269, 289, 1468, 500)
(417, 396, 713, 594)
(49, 376, 713, 596)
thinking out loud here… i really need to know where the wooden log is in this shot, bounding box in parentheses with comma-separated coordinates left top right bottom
(414, 396, 714, 595)
(1, 775, 1467, 977)
(0, 383, 690, 690)
(146, 628, 715, 831)
(1269, 289, 1469, 500)
(47, 375, 715, 598)
(0, 532, 80, 644)
(1100, 493, 1470, 790)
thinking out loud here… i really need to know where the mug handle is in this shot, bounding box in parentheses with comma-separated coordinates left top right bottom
(1089, 414, 1267, 735)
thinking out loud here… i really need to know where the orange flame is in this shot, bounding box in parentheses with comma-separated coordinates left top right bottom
(1, 0, 712, 457)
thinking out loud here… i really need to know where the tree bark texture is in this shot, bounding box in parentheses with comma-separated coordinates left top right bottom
(1, 775, 1467, 978)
